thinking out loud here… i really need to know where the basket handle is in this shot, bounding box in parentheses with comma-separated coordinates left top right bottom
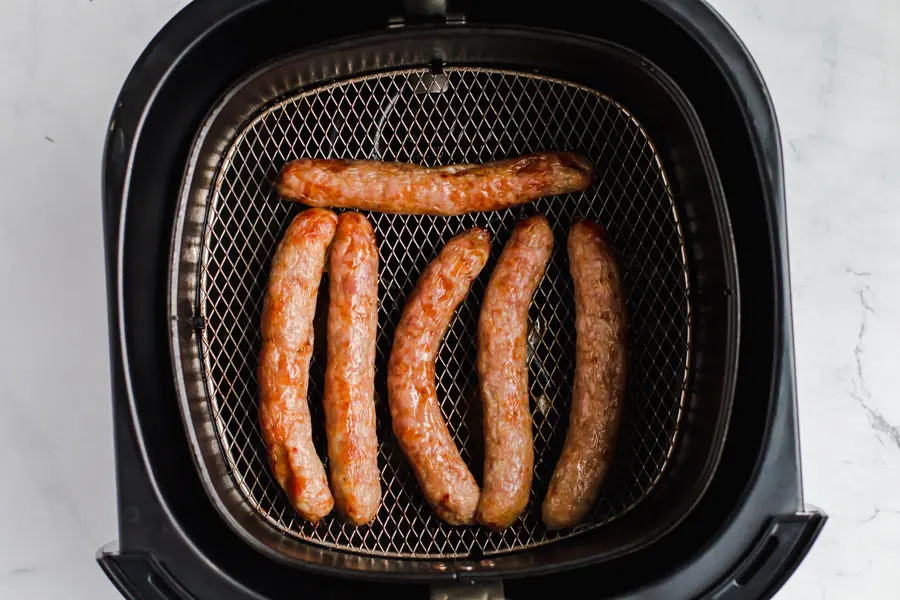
(404, 0, 447, 19)
(431, 580, 505, 600)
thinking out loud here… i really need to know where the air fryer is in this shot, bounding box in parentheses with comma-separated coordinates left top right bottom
(97, 1, 825, 599)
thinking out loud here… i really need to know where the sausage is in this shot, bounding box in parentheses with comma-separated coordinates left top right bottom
(476, 216, 554, 530)
(542, 220, 628, 530)
(258, 208, 337, 522)
(323, 212, 381, 525)
(277, 152, 595, 216)
(386, 228, 491, 525)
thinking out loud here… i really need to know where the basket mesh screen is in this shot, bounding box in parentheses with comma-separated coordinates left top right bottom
(197, 67, 690, 558)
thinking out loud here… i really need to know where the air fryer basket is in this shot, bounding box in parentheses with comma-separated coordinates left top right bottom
(193, 66, 688, 557)
(169, 29, 738, 577)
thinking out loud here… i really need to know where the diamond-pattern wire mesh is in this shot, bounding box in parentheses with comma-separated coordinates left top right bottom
(197, 67, 691, 558)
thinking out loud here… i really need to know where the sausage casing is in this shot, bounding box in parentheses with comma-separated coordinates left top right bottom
(476, 216, 554, 529)
(277, 152, 595, 216)
(542, 220, 627, 530)
(258, 208, 337, 522)
(387, 228, 491, 525)
(324, 212, 381, 525)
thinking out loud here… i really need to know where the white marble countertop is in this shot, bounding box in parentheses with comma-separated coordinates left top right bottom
(0, 0, 896, 598)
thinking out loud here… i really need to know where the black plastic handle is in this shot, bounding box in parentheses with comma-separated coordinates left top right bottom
(395, 0, 465, 25)
(405, 0, 447, 19)
(98, 544, 193, 600)
(706, 512, 826, 600)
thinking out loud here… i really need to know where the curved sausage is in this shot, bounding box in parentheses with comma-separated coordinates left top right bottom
(476, 216, 554, 530)
(323, 212, 381, 525)
(387, 228, 491, 525)
(258, 208, 337, 522)
(542, 220, 628, 530)
(277, 152, 595, 216)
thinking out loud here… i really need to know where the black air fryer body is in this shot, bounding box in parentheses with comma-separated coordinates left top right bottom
(98, 1, 824, 598)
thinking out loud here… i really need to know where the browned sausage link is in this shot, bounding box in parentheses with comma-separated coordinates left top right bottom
(476, 216, 554, 530)
(258, 208, 337, 522)
(324, 212, 381, 525)
(277, 152, 595, 216)
(387, 228, 491, 525)
(542, 220, 628, 530)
